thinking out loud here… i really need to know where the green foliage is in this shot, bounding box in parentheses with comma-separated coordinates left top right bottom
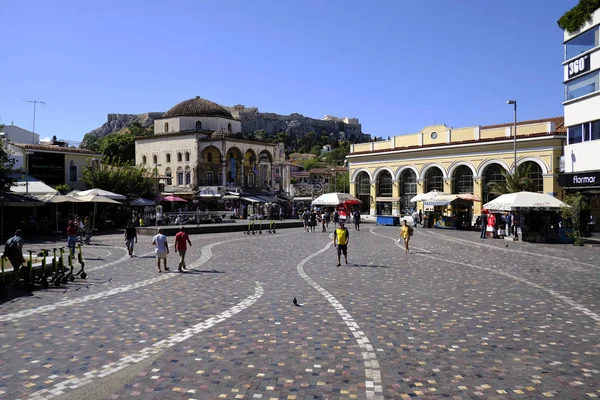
(254, 129, 267, 141)
(328, 172, 349, 193)
(127, 122, 154, 137)
(100, 133, 136, 164)
(557, 0, 600, 33)
(487, 164, 536, 195)
(561, 192, 590, 246)
(310, 145, 322, 156)
(302, 158, 321, 171)
(323, 143, 349, 166)
(81, 161, 156, 198)
(0, 124, 16, 192)
(80, 133, 102, 152)
(54, 183, 72, 194)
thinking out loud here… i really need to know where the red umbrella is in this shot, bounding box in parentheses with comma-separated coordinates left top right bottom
(162, 195, 187, 203)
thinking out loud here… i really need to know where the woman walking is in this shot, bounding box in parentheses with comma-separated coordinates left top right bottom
(399, 219, 413, 253)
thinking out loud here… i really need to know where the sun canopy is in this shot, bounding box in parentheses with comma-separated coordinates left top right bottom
(482, 191, 569, 211)
(424, 194, 458, 206)
(30, 193, 83, 203)
(0, 193, 46, 207)
(312, 192, 361, 206)
(10, 180, 58, 195)
(70, 188, 126, 200)
(410, 190, 441, 202)
(76, 194, 122, 204)
(162, 195, 187, 203)
(129, 197, 156, 206)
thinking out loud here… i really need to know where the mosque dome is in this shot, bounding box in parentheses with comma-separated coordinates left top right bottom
(163, 96, 233, 119)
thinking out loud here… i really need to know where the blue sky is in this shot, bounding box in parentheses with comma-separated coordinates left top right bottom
(0, 0, 577, 142)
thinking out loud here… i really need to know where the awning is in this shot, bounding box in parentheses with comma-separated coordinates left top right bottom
(240, 195, 262, 203)
(256, 195, 280, 203)
(198, 193, 222, 198)
(1, 193, 46, 207)
(129, 197, 156, 206)
(222, 195, 240, 200)
(376, 197, 401, 202)
(293, 197, 313, 201)
(424, 194, 458, 206)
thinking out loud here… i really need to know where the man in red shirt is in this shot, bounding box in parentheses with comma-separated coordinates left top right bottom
(67, 220, 78, 254)
(174, 226, 192, 272)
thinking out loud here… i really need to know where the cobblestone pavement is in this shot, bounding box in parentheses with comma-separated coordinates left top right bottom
(0, 225, 599, 399)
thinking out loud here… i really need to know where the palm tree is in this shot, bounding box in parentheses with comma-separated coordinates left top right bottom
(487, 163, 536, 195)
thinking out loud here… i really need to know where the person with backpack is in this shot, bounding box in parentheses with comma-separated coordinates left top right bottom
(3, 229, 25, 285)
(333, 221, 350, 267)
(399, 219, 413, 253)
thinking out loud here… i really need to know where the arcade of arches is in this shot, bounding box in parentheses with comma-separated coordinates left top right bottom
(350, 160, 550, 217)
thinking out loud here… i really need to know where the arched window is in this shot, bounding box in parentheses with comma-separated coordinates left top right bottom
(177, 152, 182, 162)
(185, 152, 190, 162)
(164, 122, 169, 132)
(482, 163, 507, 203)
(207, 153, 213, 163)
(227, 123, 232, 132)
(152, 154, 157, 164)
(400, 169, 417, 212)
(185, 167, 191, 185)
(356, 171, 371, 213)
(165, 167, 172, 186)
(452, 165, 474, 194)
(521, 161, 543, 193)
(142, 155, 147, 164)
(425, 167, 444, 192)
(196, 121, 202, 131)
(177, 167, 184, 186)
(166, 153, 171, 163)
(376, 170, 392, 196)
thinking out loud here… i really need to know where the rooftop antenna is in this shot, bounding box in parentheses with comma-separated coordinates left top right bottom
(22, 99, 46, 143)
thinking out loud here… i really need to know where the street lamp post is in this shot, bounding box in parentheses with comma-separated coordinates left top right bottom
(506, 100, 517, 173)
(153, 163, 162, 226)
(331, 168, 337, 192)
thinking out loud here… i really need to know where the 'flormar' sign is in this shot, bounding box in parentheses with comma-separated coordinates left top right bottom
(559, 171, 600, 188)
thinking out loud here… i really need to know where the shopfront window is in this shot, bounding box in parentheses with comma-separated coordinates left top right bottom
(568, 124, 583, 144)
(592, 120, 600, 141)
(376, 170, 392, 196)
(565, 70, 600, 101)
(425, 167, 443, 193)
(452, 165, 473, 194)
(565, 26, 599, 60)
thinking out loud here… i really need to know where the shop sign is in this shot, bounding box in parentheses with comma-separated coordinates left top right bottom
(28, 152, 65, 185)
(567, 54, 590, 79)
(559, 171, 600, 188)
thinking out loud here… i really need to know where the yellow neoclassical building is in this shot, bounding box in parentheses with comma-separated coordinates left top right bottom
(347, 116, 566, 220)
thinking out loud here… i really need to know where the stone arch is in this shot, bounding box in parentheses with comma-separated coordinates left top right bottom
(452, 165, 474, 194)
(372, 166, 395, 181)
(481, 162, 508, 203)
(519, 160, 544, 193)
(516, 156, 549, 175)
(394, 165, 419, 181)
(350, 168, 373, 183)
(447, 161, 477, 178)
(419, 162, 448, 180)
(376, 169, 393, 196)
(201, 145, 222, 163)
(476, 159, 510, 178)
(424, 166, 444, 192)
(355, 170, 371, 213)
(258, 149, 273, 163)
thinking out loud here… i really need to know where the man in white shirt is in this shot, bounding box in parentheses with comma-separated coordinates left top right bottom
(152, 228, 169, 272)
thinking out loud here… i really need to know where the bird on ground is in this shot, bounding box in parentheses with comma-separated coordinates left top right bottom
(293, 297, 298, 306)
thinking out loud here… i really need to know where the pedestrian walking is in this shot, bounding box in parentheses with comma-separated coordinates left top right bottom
(505, 211, 513, 237)
(418, 209, 423, 226)
(302, 209, 310, 232)
(124, 222, 138, 257)
(480, 211, 488, 239)
(3, 229, 25, 285)
(333, 210, 339, 228)
(321, 211, 327, 232)
(333, 221, 350, 266)
(83, 217, 92, 244)
(174, 226, 192, 272)
(324, 210, 331, 229)
(399, 219, 413, 253)
(67, 219, 78, 254)
(152, 228, 169, 272)
(353, 209, 361, 231)
(310, 210, 317, 233)
(412, 210, 419, 228)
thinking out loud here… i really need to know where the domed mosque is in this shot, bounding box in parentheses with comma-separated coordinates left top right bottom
(135, 96, 287, 202)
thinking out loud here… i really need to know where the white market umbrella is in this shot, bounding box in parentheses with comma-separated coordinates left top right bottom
(10, 180, 58, 195)
(76, 194, 122, 230)
(30, 193, 84, 233)
(71, 188, 126, 200)
(482, 191, 569, 212)
(410, 190, 441, 202)
(311, 192, 361, 206)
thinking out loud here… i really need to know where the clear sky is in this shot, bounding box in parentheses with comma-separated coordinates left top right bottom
(0, 0, 577, 142)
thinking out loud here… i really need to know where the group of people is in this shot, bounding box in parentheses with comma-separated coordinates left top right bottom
(151, 227, 192, 273)
(478, 211, 519, 239)
(66, 215, 92, 254)
(301, 208, 362, 233)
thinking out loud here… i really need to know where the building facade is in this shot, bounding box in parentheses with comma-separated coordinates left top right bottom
(559, 7, 600, 222)
(135, 96, 288, 197)
(347, 117, 565, 218)
(0, 124, 40, 145)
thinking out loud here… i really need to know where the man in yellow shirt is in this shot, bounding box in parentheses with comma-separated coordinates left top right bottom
(333, 222, 350, 267)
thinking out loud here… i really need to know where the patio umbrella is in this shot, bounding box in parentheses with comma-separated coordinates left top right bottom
(162, 195, 188, 203)
(70, 188, 126, 200)
(311, 192, 361, 206)
(410, 190, 441, 202)
(456, 193, 481, 202)
(76, 194, 122, 230)
(30, 193, 84, 233)
(482, 191, 568, 212)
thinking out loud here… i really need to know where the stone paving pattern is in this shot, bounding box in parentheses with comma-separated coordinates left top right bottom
(0, 225, 599, 399)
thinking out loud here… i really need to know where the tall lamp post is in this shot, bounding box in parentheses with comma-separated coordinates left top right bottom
(153, 163, 162, 226)
(506, 100, 517, 173)
(331, 168, 337, 192)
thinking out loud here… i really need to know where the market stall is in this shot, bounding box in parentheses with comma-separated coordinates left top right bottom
(375, 196, 401, 226)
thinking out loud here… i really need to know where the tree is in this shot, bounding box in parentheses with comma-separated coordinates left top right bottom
(487, 164, 536, 195)
(561, 192, 590, 246)
(324, 143, 349, 166)
(0, 124, 16, 192)
(254, 129, 267, 141)
(100, 133, 136, 163)
(557, 0, 600, 33)
(81, 161, 156, 198)
(80, 133, 102, 152)
(329, 172, 349, 193)
(310, 144, 322, 156)
(302, 158, 320, 171)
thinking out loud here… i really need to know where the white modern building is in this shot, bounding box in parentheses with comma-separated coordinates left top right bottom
(559, 7, 600, 224)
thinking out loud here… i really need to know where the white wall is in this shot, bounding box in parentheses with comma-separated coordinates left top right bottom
(154, 117, 241, 134)
(565, 140, 600, 172)
(565, 93, 600, 126)
(563, 50, 600, 81)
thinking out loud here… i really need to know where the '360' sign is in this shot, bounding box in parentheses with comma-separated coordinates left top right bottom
(567, 55, 590, 79)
